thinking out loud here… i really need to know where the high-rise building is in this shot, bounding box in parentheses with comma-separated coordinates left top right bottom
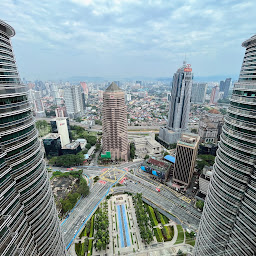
(209, 85, 219, 104)
(159, 61, 193, 145)
(219, 78, 232, 99)
(0, 20, 66, 255)
(56, 118, 70, 148)
(63, 84, 84, 118)
(194, 35, 256, 256)
(198, 113, 224, 144)
(172, 133, 199, 188)
(191, 83, 207, 104)
(33, 90, 46, 117)
(102, 82, 129, 161)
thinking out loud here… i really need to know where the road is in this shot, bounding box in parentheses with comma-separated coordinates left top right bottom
(60, 165, 133, 250)
(50, 160, 201, 250)
(115, 172, 201, 231)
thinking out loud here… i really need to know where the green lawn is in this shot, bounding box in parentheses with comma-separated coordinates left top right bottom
(175, 225, 184, 244)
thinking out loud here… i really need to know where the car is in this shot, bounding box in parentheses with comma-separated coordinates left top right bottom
(156, 188, 160, 192)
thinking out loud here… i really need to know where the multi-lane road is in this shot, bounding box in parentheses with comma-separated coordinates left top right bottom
(52, 161, 201, 251)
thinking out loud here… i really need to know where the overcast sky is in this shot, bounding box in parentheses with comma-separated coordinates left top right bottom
(1, 0, 256, 81)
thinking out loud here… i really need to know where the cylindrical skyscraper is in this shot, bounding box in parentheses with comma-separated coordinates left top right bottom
(102, 82, 129, 161)
(0, 20, 66, 255)
(194, 35, 256, 256)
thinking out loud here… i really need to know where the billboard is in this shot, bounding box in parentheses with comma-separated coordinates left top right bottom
(184, 64, 192, 72)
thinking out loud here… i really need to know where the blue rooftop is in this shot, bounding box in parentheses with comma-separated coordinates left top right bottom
(164, 155, 175, 163)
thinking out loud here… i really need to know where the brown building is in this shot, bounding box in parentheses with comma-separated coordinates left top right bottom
(102, 82, 129, 161)
(198, 113, 224, 144)
(173, 133, 200, 187)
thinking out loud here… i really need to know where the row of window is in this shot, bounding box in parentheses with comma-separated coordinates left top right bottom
(1, 125, 34, 142)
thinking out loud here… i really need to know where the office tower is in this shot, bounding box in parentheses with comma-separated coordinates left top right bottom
(172, 133, 199, 188)
(198, 113, 224, 144)
(191, 83, 207, 104)
(102, 82, 129, 161)
(33, 90, 46, 117)
(63, 84, 84, 118)
(126, 93, 132, 102)
(194, 35, 256, 256)
(98, 90, 103, 101)
(159, 61, 193, 145)
(223, 78, 231, 98)
(80, 82, 88, 94)
(219, 78, 232, 99)
(0, 20, 66, 255)
(219, 80, 225, 92)
(56, 118, 70, 147)
(209, 85, 219, 104)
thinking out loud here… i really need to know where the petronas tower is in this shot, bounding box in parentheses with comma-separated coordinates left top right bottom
(194, 35, 256, 255)
(0, 20, 66, 255)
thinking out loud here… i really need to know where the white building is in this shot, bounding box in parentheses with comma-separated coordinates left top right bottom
(191, 83, 207, 104)
(63, 84, 85, 118)
(56, 118, 70, 147)
(131, 133, 163, 159)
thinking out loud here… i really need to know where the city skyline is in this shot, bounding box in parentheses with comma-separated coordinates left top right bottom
(1, 0, 256, 80)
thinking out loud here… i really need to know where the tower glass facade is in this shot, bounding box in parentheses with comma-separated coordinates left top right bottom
(194, 35, 256, 256)
(167, 61, 193, 131)
(0, 20, 66, 255)
(158, 61, 193, 145)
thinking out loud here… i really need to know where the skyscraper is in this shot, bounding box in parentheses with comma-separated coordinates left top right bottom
(209, 85, 219, 104)
(219, 78, 232, 99)
(63, 84, 84, 118)
(0, 20, 66, 255)
(173, 133, 199, 188)
(102, 82, 129, 161)
(194, 35, 256, 256)
(191, 83, 207, 104)
(159, 61, 193, 145)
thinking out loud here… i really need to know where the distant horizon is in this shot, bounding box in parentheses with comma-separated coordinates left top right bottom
(22, 74, 239, 84)
(1, 0, 255, 80)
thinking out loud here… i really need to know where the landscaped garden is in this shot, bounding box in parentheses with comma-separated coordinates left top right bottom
(133, 193, 174, 244)
(75, 201, 109, 256)
(132, 193, 154, 244)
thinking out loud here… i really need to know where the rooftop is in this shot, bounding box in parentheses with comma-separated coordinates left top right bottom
(43, 133, 60, 140)
(105, 82, 123, 92)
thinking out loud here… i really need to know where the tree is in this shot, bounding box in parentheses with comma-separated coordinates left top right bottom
(95, 120, 102, 125)
(86, 135, 97, 146)
(163, 151, 169, 157)
(191, 128, 198, 134)
(196, 200, 204, 210)
(130, 142, 136, 159)
(86, 143, 91, 149)
(78, 178, 89, 196)
(144, 154, 149, 160)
